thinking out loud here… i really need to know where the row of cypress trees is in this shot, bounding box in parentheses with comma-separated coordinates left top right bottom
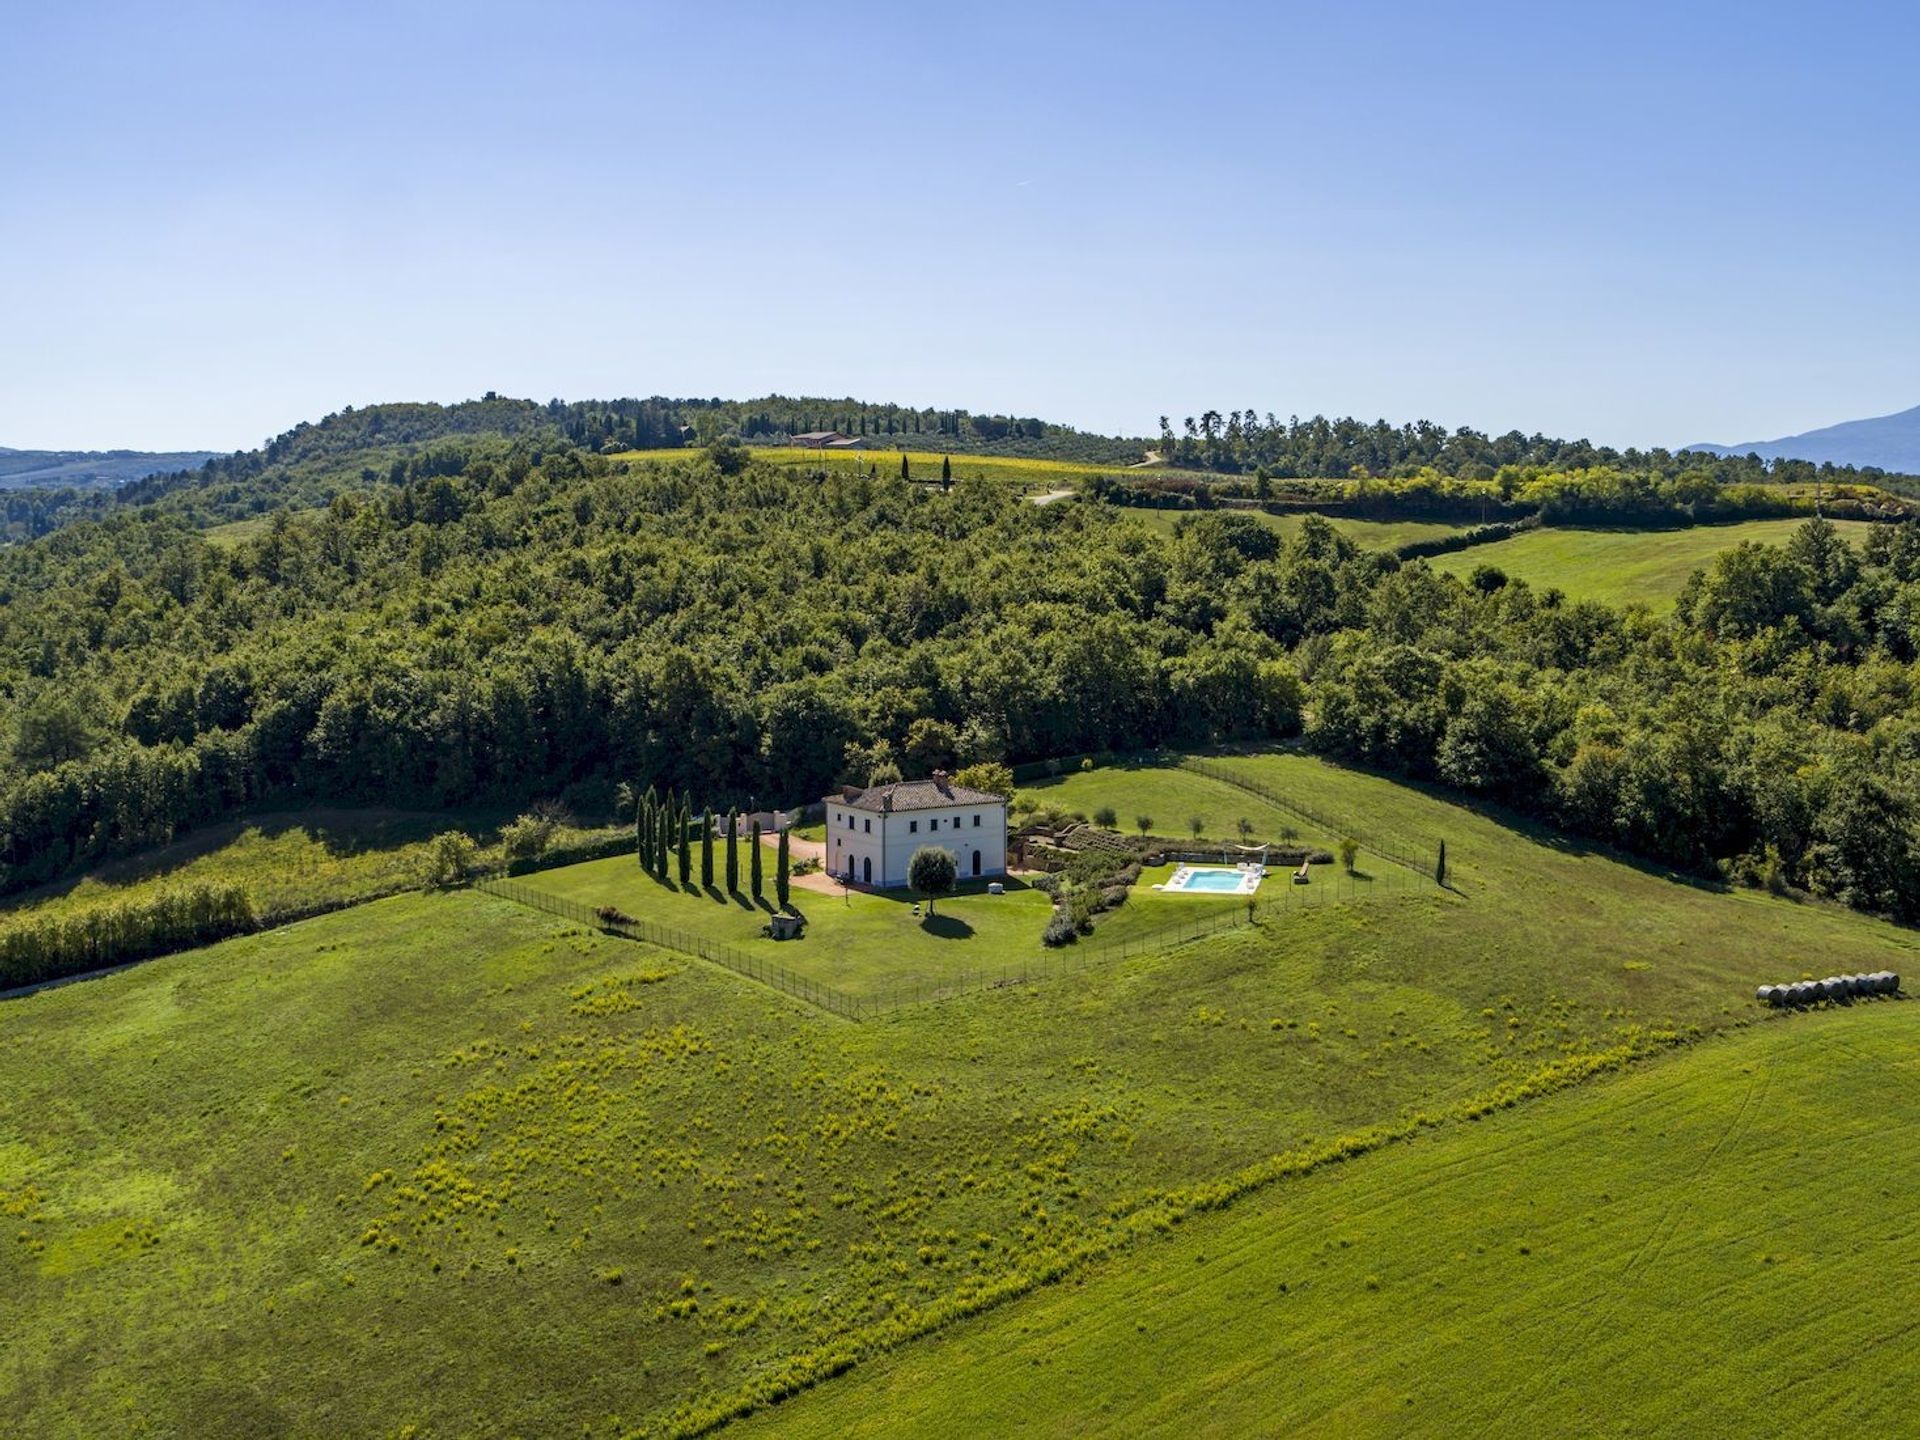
(0, 882, 256, 990)
(634, 788, 793, 908)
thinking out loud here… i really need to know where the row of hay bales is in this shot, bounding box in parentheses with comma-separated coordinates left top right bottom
(1757, 972, 1900, 1006)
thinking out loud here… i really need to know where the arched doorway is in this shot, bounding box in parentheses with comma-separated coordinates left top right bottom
(862, 855, 872, 885)
(971, 850, 982, 877)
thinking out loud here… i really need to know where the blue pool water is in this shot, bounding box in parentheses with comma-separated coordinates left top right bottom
(1182, 867, 1250, 892)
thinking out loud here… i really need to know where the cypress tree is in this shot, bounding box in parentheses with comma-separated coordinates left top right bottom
(677, 800, 693, 885)
(941, 453, 951, 484)
(659, 789, 677, 880)
(900, 453, 909, 481)
(725, 811, 739, 893)
(750, 820, 764, 899)
(776, 826, 791, 909)
(634, 784, 645, 865)
(1435, 839, 1448, 889)
(701, 811, 715, 889)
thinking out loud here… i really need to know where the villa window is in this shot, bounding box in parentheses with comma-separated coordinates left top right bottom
(910, 820, 918, 833)
(972, 814, 981, 827)
(863, 818, 870, 833)
(930, 818, 939, 831)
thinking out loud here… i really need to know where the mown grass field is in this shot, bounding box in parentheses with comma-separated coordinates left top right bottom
(753, 1002, 1920, 1438)
(1021, 757, 1345, 853)
(1122, 507, 1467, 552)
(4, 752, 1914, 1436)
(1426, 518, 1878, 608)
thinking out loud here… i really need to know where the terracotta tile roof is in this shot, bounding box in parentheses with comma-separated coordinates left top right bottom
(826, 777, 1006, 813)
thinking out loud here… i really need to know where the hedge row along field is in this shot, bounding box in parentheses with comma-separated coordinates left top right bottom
(0, 881, 254, 989)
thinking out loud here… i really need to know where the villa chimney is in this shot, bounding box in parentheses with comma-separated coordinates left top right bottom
(933, 769, 950, 793)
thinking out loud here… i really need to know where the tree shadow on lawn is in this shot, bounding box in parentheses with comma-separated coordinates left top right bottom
(919, 914, 975, 941)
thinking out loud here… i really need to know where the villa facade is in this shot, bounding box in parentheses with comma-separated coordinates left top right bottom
(821, 770, 1008, 889)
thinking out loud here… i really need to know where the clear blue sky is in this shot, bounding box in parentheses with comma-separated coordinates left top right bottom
(4, 0, 1916, 453)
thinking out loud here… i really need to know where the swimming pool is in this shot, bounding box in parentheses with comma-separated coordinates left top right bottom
(1160, 864, 1264, 895)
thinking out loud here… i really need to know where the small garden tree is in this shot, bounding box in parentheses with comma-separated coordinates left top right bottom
(1189, 815, 1205, 840)
(501, 812, 556, 864)
(1135, 814, 1153, 837)
(425, 831, 476, 887)
(750, 820, 764, 899)
(1338, 836, 1359, 874)
(776, 827, 791, 908)
(1093, 805, 1117, 829)
(909, 846, 957, 916)
(1236, 816, 1253, 842)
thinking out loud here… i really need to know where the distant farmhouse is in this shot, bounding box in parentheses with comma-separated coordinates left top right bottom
(789, 430, 871, 450)
(823, 770, 1008, 887)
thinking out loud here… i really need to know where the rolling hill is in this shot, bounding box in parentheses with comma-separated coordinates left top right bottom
(0, 445, 217, 489)
(1687, 402, 1920, 474)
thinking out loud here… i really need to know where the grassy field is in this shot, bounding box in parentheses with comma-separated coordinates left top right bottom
(4, 752, 1915, 1436)
(1426, 518, 1878, 608)
(753, 1002, 1920, 1438)
(1123, 507, 1466, 552)
(0, 808, 624, 932)
(527, 851, 1060, 1000)
(1021, 757, 1344, 852)
(607, 446, 1144, 489)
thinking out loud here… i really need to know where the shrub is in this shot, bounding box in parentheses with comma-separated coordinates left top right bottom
(1041, 912, 1078, 947)
(1030, 873, 1062, 897)
(424, 831, 476, 887)
(594, 905, 634, 927)
(1100, 885, 1130, 910)
(500, 812, 557, 862)
(1338, 836, 1360, 873)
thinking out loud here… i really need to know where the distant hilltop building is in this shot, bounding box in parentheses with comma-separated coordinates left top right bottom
(789, 430, 870, 450)
(823, 770, 1008, 888)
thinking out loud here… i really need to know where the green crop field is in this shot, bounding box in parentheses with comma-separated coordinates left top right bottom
(4, 752, 1914, 1437)
(607, 447, 1149, 489)
(755, 1002, 1920, 1438)
(1426, 518, 1879, 608)
(1123, 508, 1468, 552)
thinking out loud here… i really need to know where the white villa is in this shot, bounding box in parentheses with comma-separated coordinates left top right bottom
(822, 770, 1008, 889)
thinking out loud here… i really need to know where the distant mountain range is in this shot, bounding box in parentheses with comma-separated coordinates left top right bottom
(1687, 404, 1920, 475)
(0, 446, 218, 490)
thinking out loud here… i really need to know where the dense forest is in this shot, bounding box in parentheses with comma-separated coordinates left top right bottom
(1155, 408, 1920, 492)
(116, 394, 1139, 524)
(3, 410, 1918, 924)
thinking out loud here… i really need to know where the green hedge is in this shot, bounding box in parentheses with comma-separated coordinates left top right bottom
(0, 882, 256, 990)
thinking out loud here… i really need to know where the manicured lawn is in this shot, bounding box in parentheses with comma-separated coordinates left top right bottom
(1427, 518, 1878, 608)
(526, 852, 1057, 999)
(753, 1002, 1920, 1439)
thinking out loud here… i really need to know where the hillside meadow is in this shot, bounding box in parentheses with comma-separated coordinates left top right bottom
(4, 754, 1914, 1436)
(751, 1002, 1920, 1438)
(1426, 516, 1878, 607)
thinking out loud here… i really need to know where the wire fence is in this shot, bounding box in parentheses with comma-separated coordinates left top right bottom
(1180, 757, 1443, 879)
(478, 862, 1440, 1022)
(866, 861, 1437, 1012)
(474, 877, 866, 1021)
